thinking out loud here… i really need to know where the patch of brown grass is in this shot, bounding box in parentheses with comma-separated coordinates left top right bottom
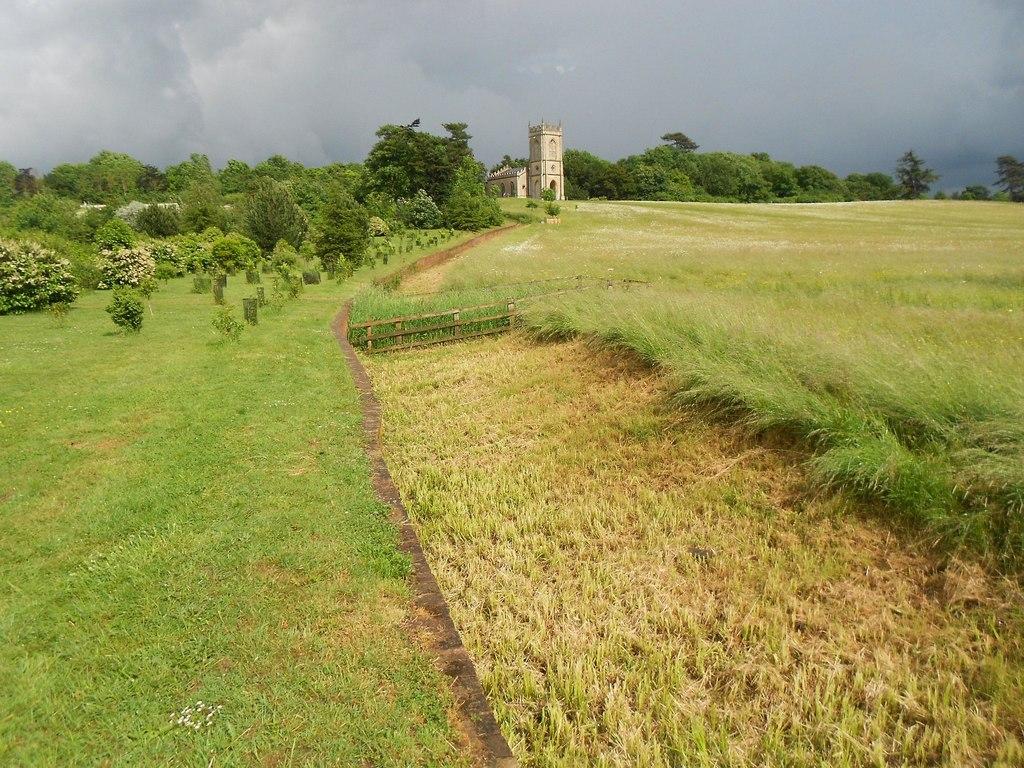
(366, 334, 1024, 767)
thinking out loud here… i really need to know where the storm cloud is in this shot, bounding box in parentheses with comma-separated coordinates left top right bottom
(1, 0, 1021, 188)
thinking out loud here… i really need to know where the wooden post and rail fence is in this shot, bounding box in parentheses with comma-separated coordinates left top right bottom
(348, 277, 649, 353)
(348, 298, 519, 353)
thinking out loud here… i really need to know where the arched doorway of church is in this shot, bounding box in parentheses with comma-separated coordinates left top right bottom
(549, 179, 558, 198)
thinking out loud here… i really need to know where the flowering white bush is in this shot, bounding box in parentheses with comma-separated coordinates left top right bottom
(96, 245, 156, 289)
(114, 200, 148, 228)
(368, 215, 390, 237)
(0, 239, 79, 314)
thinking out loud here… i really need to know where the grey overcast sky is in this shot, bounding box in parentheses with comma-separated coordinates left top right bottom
(1, 0, 1021, 188)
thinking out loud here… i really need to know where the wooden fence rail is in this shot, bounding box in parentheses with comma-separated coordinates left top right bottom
(349, 299, 518, 352)
(348, 279, 650, 353)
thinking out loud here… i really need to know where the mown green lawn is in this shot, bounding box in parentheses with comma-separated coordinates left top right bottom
(0, 252, 472, 765)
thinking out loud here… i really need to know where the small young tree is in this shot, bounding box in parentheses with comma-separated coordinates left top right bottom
(315, 183, 369, 272)
(243, 177, 306, 254)
(895, 150, 939, 199)
(995, 155, 1024, 202)
(106, 289, 144, 332)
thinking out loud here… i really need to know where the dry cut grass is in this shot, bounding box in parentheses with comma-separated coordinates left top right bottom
(367, 334, 1024, 767)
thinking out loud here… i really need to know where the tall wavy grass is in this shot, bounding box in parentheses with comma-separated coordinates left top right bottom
(359, 199, 1024, 565)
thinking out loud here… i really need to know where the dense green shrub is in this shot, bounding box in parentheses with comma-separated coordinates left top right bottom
(0, 239, 80, 314)
(8, 194, 79, 234)
(96, 245, 156, 289)
(210, 232, 260, 274)
(105, 288, 144, 332)
(151, 241, 188, 277)
(396, 189, 443, 229)
(171, 231, 217, 273)
(94, 218, 137, 251)
(136, 204, 181, 237)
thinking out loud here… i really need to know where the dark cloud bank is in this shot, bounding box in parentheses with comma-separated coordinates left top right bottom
(1, 0, 1021, 189)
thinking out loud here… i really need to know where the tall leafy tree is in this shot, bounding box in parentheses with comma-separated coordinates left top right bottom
(490, 154, 528, 172)
(218, 159, 253, 195)
(180, 182, 225, 232)
(45, 163, 93, 199)
(244, 177, 305, 253)
(138, 165, 168, 194)
(14, 168, 40, 197)
(845, 172, 898, 200)
(895, 150, 939, 199)
(995, 155, 1024, 202)
(314, 183, 369, 271)
(443, 157, 502, 230)
(364, 122, 475, 204)
(564, 149, 613, 199)
(87, 151, 145, 198)
(660, 132, 700, 152)
(253, 155, 305, 182)
(166, 154, 218, 193)
(0, 162, 16, 207)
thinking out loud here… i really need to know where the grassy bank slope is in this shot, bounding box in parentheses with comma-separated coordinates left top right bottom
(367, 335, 1024, 767)
(0, 265, 470, 764)
(358, 200, 1024, 564)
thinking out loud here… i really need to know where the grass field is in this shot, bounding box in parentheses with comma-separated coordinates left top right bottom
(356, 200, 1024, 565)
(0, 244, 475, 765)
(366, 334, 1024, 767)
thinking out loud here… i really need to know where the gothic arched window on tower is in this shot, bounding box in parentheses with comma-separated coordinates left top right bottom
(548, 138, 557, 156)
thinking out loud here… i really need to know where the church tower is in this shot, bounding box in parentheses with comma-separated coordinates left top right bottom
(527, 122, 564, 200)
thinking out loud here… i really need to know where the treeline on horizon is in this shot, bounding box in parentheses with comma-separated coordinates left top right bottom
(0, 122, 506, 311)
(2, 126, 1022, 238)
(557, 133, 1024, 203)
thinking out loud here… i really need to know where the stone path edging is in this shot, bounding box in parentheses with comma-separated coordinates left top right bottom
(331, 227, 518, 767)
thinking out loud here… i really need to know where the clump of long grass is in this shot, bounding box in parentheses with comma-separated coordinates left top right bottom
(523, 285, 1024, 564)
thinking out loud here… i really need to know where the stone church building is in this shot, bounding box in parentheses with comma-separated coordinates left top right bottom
(486, 122, 564, 200)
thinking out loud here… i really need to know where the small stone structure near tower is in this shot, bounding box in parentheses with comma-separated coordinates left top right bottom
(486, 121, 564, 200)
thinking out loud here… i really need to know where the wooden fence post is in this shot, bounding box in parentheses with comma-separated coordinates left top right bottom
(366, 323, 373, 352)
(453, 310, 461, 340)
(395, 320, 403, 347)
(507, 298, 516, 327)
